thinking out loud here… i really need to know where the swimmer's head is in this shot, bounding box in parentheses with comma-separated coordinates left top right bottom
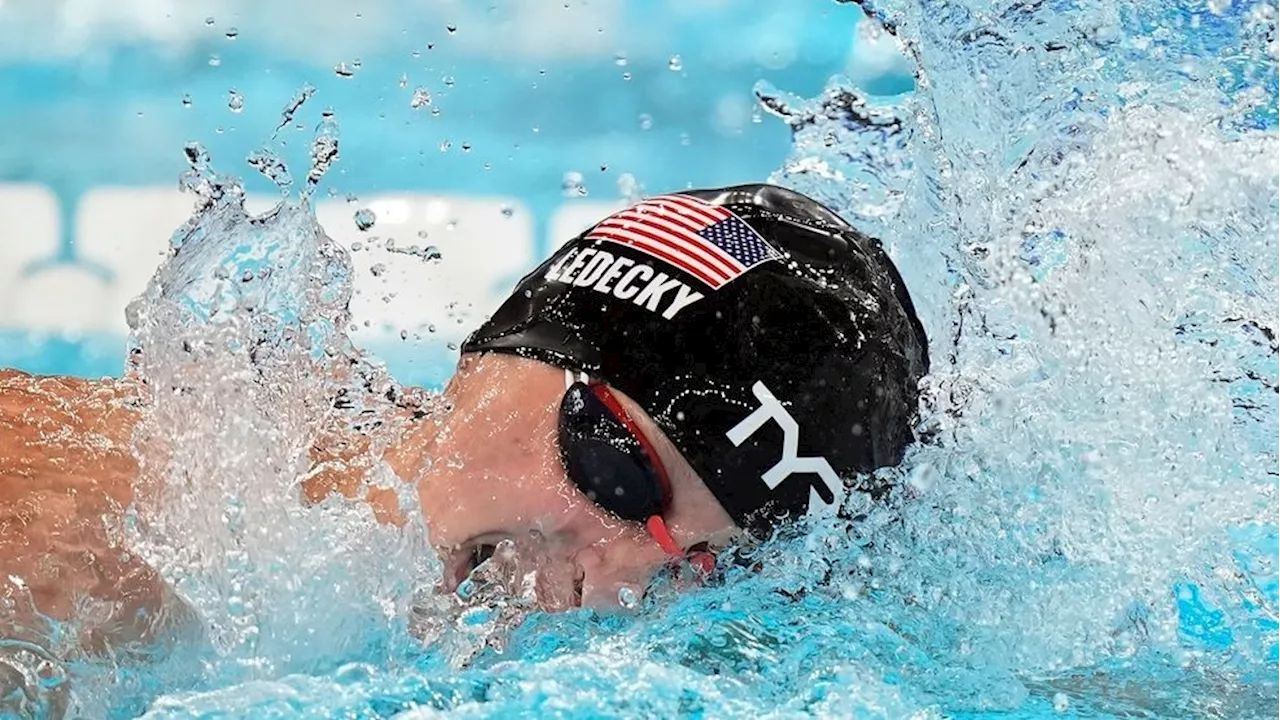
(463, 183, 929, 536)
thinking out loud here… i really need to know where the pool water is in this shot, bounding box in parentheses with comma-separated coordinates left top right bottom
(6, 0, 1279, 717)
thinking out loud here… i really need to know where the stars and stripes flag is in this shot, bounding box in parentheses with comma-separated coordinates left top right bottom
(584, 194, 781, 289)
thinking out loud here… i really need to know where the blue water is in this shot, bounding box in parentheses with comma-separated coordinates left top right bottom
(5, 0, 1279, 717)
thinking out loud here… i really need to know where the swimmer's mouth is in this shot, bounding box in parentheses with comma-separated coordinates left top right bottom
(440, 538, 585, 608)
(442, 539, 499, 592)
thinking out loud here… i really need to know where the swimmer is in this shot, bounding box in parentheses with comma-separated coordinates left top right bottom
(0, 183, 928, 646)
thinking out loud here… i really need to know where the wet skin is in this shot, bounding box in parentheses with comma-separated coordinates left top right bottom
(0, 353, 736, 652)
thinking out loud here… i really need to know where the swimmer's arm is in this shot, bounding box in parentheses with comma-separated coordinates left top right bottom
(0, 370, 174, 653)
(301, 398, 433, 526)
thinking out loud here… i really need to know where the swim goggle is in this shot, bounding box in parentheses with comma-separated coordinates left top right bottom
(558, 380, 716, 575)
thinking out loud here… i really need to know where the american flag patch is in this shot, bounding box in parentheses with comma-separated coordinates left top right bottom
(584, 194, 781, 289)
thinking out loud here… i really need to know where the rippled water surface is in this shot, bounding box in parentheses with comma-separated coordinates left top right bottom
(10, 0, 1278, 717)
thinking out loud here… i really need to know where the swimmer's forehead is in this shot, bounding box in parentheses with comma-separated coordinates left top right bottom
(454, 352, 663, 436)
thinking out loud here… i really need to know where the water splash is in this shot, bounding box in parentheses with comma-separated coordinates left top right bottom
(42, 0, 1280, 715)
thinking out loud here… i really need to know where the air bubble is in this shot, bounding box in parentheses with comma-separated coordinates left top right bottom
(617, 586, 639, 609)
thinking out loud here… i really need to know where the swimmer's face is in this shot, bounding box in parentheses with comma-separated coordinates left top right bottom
(414, 352, 738, 610)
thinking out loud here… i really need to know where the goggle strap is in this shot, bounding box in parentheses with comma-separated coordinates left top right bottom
(589, 383, 673, 506)
(645, 515, 684, 558)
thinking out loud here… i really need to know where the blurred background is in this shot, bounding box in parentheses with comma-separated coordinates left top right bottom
(0, 0, 913, 387)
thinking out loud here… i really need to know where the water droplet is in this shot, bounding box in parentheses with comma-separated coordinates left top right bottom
(621, 72, 632, 81)
(334, 62, 357, 78)
(370, 263, 387, 277)
(416, 229, 429, 239)
(409, 87, 432, 109)
(354, 208, 376, 231)
(442, 75, 456, 88)
(400, 329, 408, 340)
(224, 27, 239, 40)
(439, 140, 451, 152)
(204, 16, 215, 26)
(523, 289, 533, 298)
(562, 171, 587, 197)
(305, 112, 341, 193)
(614, 52, 628, 66)
(181, 93, 193, 108)
(446, 24, 457, 34)
(638, 113, 653, 130)
(398, 73, 408, 88)
(227, 90, 244, 113)
(617, 586, 639, 609)
(351, 241, 363, 252)
(668, 55, 683, 72)
(500, 205, 514, 218)
(208, 54, 222, 67)
(1052, 693, 1070, 712)
(460, 142, 472, 152)
(246, 147, 293, 191)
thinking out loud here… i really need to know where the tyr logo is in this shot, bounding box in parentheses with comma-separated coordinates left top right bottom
(725, 382, 845, 516)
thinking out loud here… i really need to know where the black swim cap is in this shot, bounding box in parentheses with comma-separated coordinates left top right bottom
(462, 184, 929, 535)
